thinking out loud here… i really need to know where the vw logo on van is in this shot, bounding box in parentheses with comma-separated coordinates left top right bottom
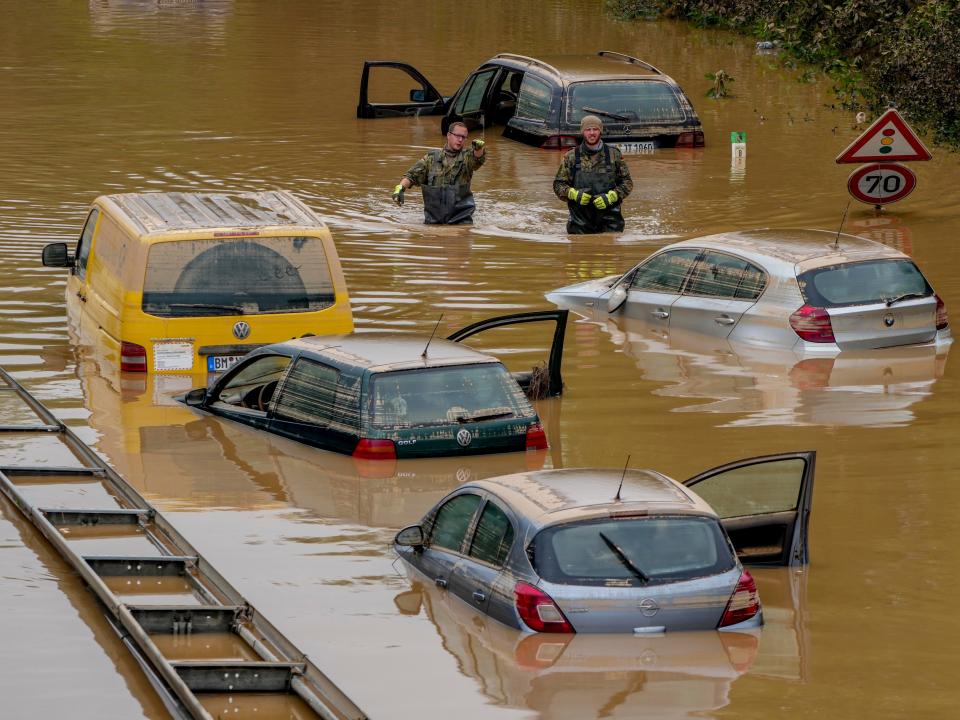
(232, 321, 251, 340)
(456, 428, 473, 447)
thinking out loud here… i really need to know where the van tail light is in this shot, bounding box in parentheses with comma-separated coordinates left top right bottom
(789, 304, 835, 343)
(935, 294, 949, 330)
(541, 135, 578, 149)
(352, 438, 397, 460)
(718, 569, 761, 628)
(676, 130, 705, 147)
(120, 341, 147, 372)
(514, 581, 575, 633)
(525, 423, 548, 450)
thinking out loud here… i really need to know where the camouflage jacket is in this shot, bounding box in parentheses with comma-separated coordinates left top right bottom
(404, 147, 485, 188)
(553, 142, 633, 201)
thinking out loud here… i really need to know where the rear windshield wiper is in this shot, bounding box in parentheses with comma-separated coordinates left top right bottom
(455, 409, 515, 423)
(581, 106, 630, 123)
(884, 292, 928, 307)
(165, 302, 248, 314)
(599, 531, 650, 584)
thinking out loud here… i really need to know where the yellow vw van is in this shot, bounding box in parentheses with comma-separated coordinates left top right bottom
(42, 190, 353, 374)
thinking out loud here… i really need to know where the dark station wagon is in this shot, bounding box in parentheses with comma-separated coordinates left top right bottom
(358, 51, 704, 151)
(181, 311, 567, 460)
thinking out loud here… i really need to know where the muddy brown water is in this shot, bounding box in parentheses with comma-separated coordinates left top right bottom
(1, 1, 960, 718)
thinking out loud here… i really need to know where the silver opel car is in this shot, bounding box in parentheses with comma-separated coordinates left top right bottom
(394, 451, 814, 633)
(546, 229, 951, 353)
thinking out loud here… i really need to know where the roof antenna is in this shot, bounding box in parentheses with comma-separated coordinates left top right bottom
(421, 314, 444, 359)
(615, 454, 631, 502)
(834, 200, 851, 250)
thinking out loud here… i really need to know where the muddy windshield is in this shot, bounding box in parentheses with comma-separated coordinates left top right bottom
(142, 236, 335, 317)
(532, 516, 735, 587)
(369, 363, 535, 429)
(798, 259, 932, 308)
(567, 81, 685, 125)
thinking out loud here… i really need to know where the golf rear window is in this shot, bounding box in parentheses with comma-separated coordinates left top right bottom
(532, 515, 734, 587)
(798, 259, 932, 308)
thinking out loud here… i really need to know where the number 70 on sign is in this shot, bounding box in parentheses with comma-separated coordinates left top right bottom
(847, 162, 917, 206)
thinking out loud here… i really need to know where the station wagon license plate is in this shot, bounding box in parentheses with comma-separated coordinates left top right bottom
(613, 141, 655, 154)
(207, 355, 243, 373)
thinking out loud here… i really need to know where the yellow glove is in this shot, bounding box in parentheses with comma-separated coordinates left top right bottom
(567, 188, 592, 206)
(392, 184, 405, 206)
(592, 190, 618, 210)
(471, 139, 485, 151)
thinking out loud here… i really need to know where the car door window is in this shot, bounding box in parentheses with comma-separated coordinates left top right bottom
(75, 209, 99, 281)
(455, 68, 497, 115)
(430, 493, 482, 553)
(468, 501, 514, 566)
(214, 355, 291, 411)
(630, 248, 700, 293)
(685, 251, 766, 299)
(274, 358, 349, 427)
(689, 458, 806, 518)
(515, 75, 552, 121)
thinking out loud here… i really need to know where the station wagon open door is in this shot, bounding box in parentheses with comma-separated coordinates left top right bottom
(683, 451, 815, 566)
(357, 61, 447, 118)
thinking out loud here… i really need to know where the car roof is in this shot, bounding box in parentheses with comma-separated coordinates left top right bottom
(491, 52, 669, 83)
(469, 468, 715, 529)
(98, 190, 324, 236)
(279, 333, 502, 372)
(665, 228, 908, 269)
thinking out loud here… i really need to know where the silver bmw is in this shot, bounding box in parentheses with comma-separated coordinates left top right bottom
(394, 451, 814, 634)
(546, 229, 951, 353)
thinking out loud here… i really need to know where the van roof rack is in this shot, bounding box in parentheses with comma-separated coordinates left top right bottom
(597, 50, 662, 75)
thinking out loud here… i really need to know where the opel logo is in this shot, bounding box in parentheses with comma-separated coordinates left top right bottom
(883, 313, 896, 328)
(456, 428, 473, 447)
(233, 321, 251, 340)
(638, 598, 659, 617)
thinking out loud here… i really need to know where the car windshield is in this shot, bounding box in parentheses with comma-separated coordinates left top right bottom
(532, 516, 735, 587)
(369, 363, 535, 429)
(798, 259, 932, 308)
(142, 236, 335, 317)
(567, 80, 685, 125)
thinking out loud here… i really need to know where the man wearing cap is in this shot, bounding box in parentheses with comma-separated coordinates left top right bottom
(553, 115, 633, 234)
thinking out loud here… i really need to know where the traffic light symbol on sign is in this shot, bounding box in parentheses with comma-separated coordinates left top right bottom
(836, 109, 932, 163)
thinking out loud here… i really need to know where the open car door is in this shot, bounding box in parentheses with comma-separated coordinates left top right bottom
(683, 451, 815, 566)
(357, 61, 447, 118)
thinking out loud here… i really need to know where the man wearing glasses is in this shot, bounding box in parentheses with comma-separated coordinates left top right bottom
(392, 121, 486, 224)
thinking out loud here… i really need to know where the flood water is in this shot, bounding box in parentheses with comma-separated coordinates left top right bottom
(1, 1, 960, 718)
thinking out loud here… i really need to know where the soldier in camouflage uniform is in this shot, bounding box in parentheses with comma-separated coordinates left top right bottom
(392, 121, 486, 225)
(553, 115, 633, 234)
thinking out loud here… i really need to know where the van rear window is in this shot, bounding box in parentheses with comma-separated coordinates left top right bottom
(142, 236, 335, 317)
(797, 259, 932, 308)
(532, 516, 734, 587)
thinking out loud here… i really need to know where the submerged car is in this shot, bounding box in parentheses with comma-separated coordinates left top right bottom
(547, 229, 951, 353)
(358, 51, 704, 150)
(181, 311, 567, 460)
(395, 451, 815, 634)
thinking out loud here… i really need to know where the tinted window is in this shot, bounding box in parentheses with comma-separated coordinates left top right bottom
(515, 75, 552, 120)
(567, 81, 685, 125)
(274, 359, 357, 429)
(630, 249, 700, 293)
(142, 236, 334, 318)
(75, 209, 99, 281)
(685, 251, 767, 300)
(468, 501, 514, 566)
(215, 355, 291, 408)
(688, 458, 806, 518)
(455, 68, 497, 115)
(369, 364, 535, 428)
(798, 259, 932, 308)
(431, 494, 482, 553)
(533, 516, 734, 587)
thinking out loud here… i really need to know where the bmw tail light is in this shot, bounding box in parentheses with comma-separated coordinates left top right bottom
(676, 131, 705, 147)
(514, 581, 574, 633)
(935, 294, 949, 330)
(789, 304, 836, 343)
(120, 341, 147, 372)
(352, 438, 397, 460)
(542, 135, 578, 149)
(718, 570, 761, 628)
(525, 423, 548, 450)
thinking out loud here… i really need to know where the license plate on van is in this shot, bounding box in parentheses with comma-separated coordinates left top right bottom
(208, 355, 243, 373)
(613, 141, 655, 154)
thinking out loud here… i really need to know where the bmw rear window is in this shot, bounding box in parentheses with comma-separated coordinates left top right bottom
(531, 516, 735, 587)
(797, 259, 932, 308)
(567, 81, 685, 125)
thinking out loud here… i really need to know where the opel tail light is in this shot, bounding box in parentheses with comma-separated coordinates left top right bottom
(352, 438, 397, 460)
(541, 135, 578, 149)
(120, 341, 147, 372)
(718, 569, 761, 628)
(935, 294, 949, 330)
(514, 581, 574, 633)
(789, 304, 836, 343)
(525, 423, 548, 450)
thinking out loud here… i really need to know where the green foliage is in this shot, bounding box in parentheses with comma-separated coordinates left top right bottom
(608, 0, 960, 147)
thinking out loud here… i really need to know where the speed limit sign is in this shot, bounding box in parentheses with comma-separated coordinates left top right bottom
(847, 162, 917, 205)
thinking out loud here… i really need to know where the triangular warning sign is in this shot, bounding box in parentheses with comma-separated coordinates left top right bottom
(836, 109, 932, 163)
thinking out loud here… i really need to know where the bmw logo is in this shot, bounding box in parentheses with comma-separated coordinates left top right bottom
(883, 313, 896, 328)
(233, 321, 251, 340)
(456, 428, 473, 447)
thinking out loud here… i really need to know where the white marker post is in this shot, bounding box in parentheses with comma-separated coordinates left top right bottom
(731, 131, 746, 161)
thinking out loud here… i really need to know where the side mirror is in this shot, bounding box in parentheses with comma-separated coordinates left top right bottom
(42, 242, 73, 268)
(183, 387, 207, 407)
(395, 525, 425, 547)
(409, 88, 426, 102)
(606, 282, 628, 313)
